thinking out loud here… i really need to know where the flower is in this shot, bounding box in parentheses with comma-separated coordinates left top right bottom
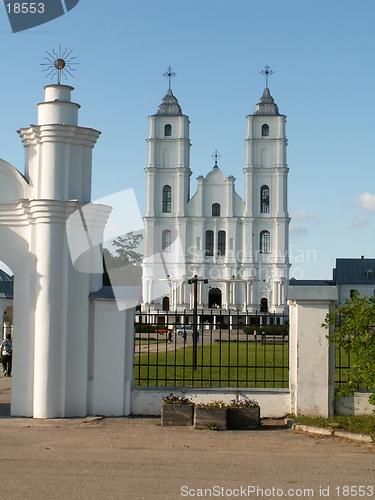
(228, 397, 259, 408)
(197, 400, 227, 409)
(162, 393, 192, 405)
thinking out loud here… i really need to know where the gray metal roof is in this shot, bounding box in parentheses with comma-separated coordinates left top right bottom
(253, 87, 281, 116)
(90, 286, 141, 302)
(334, 258, 375, 285)
(154, 89, 182, 116)
(289, 279, 335, 287)
(0, 270, 13, 298)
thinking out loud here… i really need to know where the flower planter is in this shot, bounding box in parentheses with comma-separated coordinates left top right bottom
(194, 406, 227, 430)
(227, 406, 260, 430)
(161, 403, 194, 426)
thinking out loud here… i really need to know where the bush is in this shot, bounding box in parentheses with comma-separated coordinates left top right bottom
(243, 325, 288, 337)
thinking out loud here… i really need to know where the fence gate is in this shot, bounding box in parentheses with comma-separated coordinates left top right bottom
(134, 309, 289, 389)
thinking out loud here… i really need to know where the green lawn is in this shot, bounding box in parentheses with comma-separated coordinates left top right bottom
(134, 341, 289, 388)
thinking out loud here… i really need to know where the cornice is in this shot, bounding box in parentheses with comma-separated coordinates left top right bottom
(18, 124, 101, 148)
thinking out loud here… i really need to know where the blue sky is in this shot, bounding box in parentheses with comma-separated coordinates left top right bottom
(0, 0, 374, 279)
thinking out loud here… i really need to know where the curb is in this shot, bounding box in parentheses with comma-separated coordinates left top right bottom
(285, 418, 373, 443)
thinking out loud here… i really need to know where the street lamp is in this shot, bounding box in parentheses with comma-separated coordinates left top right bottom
(188, 275, 208, 369)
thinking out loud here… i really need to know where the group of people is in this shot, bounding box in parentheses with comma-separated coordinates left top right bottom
(1, 333, 12, 377)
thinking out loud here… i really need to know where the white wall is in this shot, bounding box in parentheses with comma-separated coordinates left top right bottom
(131, 388, 290, 418)
(89, 299, 135, 416)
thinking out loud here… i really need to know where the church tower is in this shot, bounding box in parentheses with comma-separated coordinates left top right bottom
(143, 70, 191, 308)
(243, 75, 290, 312)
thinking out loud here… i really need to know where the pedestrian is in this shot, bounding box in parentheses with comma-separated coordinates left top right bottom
(253, 329, 257, 341)
(1, 333, 12, 377)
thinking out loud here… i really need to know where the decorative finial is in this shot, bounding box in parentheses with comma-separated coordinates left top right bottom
(260, 65, 274, 89)
(163, 66, 177, 90)
(41, 45, 79, 85)
(212, 150, 221, 169)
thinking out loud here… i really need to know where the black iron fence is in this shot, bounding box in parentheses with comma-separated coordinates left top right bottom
(134, 309, 289, 389)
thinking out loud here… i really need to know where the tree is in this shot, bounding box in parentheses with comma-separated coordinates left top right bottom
(103, 231, 143, 286)
(323, 292, 375, 404)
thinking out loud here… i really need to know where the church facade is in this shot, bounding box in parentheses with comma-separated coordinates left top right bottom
(141, 83, 290, 317)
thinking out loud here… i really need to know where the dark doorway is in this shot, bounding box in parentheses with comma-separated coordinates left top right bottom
(162, 296, 170, 312)
(260, 297, 268, 313)
(209, 288, 222, 308)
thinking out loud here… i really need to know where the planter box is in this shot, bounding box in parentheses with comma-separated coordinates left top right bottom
(227, 406, 260, 430)
(161, 403, 194, 426)
(194, 406, 227, 430)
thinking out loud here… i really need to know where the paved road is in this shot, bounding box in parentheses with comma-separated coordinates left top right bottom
(0, 376, 374, 499)
(0, 416, 374, 499)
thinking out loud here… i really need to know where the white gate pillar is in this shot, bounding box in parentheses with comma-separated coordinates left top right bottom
(288, 285, 337, 417)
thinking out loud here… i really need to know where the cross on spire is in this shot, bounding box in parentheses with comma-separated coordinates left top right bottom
(163, 66, 177, 90)
(260, 65, 274, 88)
(212, 150, 221, 169)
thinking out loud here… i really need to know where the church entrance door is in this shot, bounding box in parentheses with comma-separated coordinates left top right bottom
(208, 288, 222, 309)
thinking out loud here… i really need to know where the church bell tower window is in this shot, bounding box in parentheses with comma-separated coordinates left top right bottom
(260, 185, 270, 213)
(218, 230, 226, 256)
(260, 230, 270, 254)
(162, 230, 172, 252)
(162, 185, 172, 213)
(205, 230, 214, 256)
(262, 124, 269, 137)
(164, 124, 172, 137)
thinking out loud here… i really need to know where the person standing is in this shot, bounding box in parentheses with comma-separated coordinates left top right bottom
(1, 333, 12, 377)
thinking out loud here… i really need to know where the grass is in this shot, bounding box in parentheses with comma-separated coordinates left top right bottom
(292, 415, 375, 437)
(134, 341, 289, 388)
(134, 336, 165, 347)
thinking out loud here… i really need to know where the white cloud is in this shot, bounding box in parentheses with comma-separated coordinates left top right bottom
(290, 210, 318, 222)
(289, 224, 308, 237)
(357, 192, 375, 212)
(352, 215, 369, 230)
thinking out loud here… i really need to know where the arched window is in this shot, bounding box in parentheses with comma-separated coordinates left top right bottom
(164, 124, 172, 137)
(162, 185, 172, 213)
(162, 296, 170, 312)
(260, 230, 270, 254)
(260, 297, 268, 313)
(218, 230, 226, 256)
(162, 230, 172, 252)
(205, 230, 214, 256)
(260, 185, 270, 213)
(262, 124, 269, 137)
(212, 203, 221, 216)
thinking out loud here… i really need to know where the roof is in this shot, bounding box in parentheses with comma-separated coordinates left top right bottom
(334, 258, 375, 285)
(0, 270, 14, 298)
(154, 89, 182, 117)
(289, 279, 335, 287)
(253, 87, 281, 116)
(90, 286, 141, 302)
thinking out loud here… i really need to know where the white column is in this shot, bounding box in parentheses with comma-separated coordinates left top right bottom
(225, 282, 230, 310)
(288, 285, 338, 417)
(199, 281, 203, 306)
(33, 222, 64, 418)
(273, 281, 278, 307)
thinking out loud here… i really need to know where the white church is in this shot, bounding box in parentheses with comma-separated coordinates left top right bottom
(142, 79, 290, 318)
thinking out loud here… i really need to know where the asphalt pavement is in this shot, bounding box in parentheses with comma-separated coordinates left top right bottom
(0, 374, 374, 499)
